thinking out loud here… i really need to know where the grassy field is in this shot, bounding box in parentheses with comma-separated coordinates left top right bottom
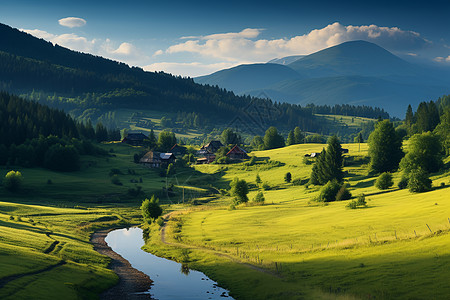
(0, 141, 211, 299)
(143, 143, 450, 300)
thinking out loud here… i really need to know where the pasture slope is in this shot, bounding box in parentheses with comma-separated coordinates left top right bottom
(143, 143, 450, 300)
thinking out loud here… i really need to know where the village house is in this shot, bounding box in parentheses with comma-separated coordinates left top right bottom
(170, 144, 187, 157)
(200, 140, 224, 154)
(226, 145, 248, 160)
(122, 133, 148, 146)
(139, 151, 176, 168)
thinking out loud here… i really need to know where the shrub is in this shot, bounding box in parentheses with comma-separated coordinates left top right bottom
(336, 183, 352, 201)
(375, 172, 393, 190)
(262, 182, 271, 191)
(3, 170, 23, 192)
(230, 178, 249, 204)
(111, 175, 122, 186)
(284, 172, 292, 183)
(141, 195, 163, 223)
(253, 191, 265, 203)
(317, 180, 340, 202)
(109, 168, 123, 176)
(156, 216, 165, 226)
(408, 168, 432, 193)
(346, 200, 357, 209)
(356, 194, 367, 206)
(398, 176, 408, 189)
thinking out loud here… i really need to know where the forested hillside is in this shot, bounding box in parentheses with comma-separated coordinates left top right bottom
(0, 23, 389, 135)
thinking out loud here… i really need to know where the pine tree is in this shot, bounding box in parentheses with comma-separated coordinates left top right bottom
(286, 130, 295, 145)
(405, 104, 414, 129)
(368, 120, 403, 173)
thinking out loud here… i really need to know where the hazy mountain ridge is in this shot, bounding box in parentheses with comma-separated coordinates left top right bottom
(195, 40, 450, 116)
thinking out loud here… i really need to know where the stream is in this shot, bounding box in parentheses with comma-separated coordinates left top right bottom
(105, 227, 233, 300)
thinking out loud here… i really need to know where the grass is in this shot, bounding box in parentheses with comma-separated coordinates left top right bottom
(144, 142, 450, 299)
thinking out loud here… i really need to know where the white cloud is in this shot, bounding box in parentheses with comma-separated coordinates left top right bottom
(434, 56, 450, 62)
(21, 28, 147, 65)
(164, 22, 430, 63)
(181, 28, 262, 40)
(58, 17, 87, 28)
(143, 62, 239, 77)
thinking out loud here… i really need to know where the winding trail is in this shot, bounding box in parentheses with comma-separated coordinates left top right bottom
(160, 212, 281, 278)
(0, 261, 66, 289)
(91, 229, 153, 300)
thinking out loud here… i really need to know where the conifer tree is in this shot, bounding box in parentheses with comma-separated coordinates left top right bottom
(368, 120, 403, 173)
(286, 130, 295, 146)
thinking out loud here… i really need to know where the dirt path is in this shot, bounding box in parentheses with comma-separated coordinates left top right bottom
(0, 260, 66, 289)
(160, 212, 281, 278)
(91, 229, 153, 300)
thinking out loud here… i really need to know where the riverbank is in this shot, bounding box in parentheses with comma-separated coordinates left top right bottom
(91, 229, 153, 300)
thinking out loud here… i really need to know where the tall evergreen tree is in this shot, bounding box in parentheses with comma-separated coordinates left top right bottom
(368, 120, 403, 173)
(286, 130, 295, 146)
(405, 104, 414, 129)
(293, 127, 305, 144)
(310, 136, 344, 185)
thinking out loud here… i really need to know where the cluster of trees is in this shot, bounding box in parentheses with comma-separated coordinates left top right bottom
(404, 101, 440, 135)
(221, 128, 242, 146)
(304, 103, 390, 119)
(0, 135, 106, 171)
(287, 127, 305, 145)
(0, 93, 112, 171)
(0, 92, 120, 148)
(310, 136, 344, 185)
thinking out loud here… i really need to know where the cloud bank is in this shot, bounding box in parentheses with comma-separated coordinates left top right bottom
(161, 22, 429, 63)
(21, 29, 146, 64)
(58, 17, 87, 28)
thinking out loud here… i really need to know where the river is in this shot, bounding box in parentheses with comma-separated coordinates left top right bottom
(105, 227, 233, 300)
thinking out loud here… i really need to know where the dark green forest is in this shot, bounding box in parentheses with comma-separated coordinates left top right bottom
(0, 23, 389, 135)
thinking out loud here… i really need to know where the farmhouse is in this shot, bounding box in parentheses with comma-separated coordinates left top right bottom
(196, 155, 216, 164)
(226, 145, 248, 160)
(170, 144, 187, 157)
(139, 151, 176, 168)
(200, 140, 224, 154)
(122, 133, 148, 146)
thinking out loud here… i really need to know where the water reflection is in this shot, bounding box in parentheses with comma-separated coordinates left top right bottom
(105, 227, 233, 300)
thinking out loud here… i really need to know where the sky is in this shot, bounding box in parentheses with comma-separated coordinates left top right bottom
(2, 0, 450, 77)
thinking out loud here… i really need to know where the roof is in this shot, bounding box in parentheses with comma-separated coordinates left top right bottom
(226, 145, 247, 156)
(140, 151, 161, 163)
(205, 140, 223, 148)
(160, 153, 175, 160)
(125, 133, 148, 140)
(170, 144, 186, 151)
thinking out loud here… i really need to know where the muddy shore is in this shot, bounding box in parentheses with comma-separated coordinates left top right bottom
(91, 229, 153, 300)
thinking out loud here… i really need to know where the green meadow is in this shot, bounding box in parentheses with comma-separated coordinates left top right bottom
(143, 143, 450, 300)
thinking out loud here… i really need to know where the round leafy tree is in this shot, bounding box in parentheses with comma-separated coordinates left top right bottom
(408, 168, 432, 193)
(141, 195, 163, 223)
(230, 178, 249, 204)
(3, 170, 23, 192)
(375, 172, 393, 190)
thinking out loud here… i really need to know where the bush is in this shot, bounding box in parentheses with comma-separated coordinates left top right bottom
(262, 182, 271, 191)
(346, 200, 357, 209)
(253, 191, 265, 203)
(408, 168, 432, 193)
(141, 195, 163, 223)
(398, 176, 408, 189)
(3, 170, 23, 192)
(356, 194, 367, 206)
(284, 172, 292, 183)
(336, 183, 352, 201)
(317, 180, 352, 202)
(375, 172, 393, 190)
(230, 178, 249, 204)
(111, 175, 122, 186)
(109, 168, 123, 176)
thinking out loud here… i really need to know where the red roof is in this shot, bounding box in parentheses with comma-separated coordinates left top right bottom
(226, 145, 247, 156)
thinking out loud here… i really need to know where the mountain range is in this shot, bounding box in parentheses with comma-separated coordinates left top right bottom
(195, 41, 450, 116)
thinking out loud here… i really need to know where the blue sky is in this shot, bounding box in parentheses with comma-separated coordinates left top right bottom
(2, 0, 450, 76)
